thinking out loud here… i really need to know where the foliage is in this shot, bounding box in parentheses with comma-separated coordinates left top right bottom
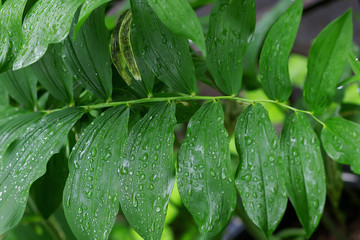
(0, 0, 359, 239)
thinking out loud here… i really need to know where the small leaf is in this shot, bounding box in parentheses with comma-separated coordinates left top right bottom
(321, 117, 360, 173)
(280, 112, 326, 238)
(119, 102, 176, 240)
(259, 0, 302, 102)
(63, 7, 113, 100)
(0, 108, 83, 235)
(63, 106, 129, 240)
(303, 10, 353, 115)
(130, 0, 197, 94)
(0, 66, 38, 109)
(244, 0, 295, 84)
(110, 9, 152, 97)
(348, 52, 360, 77)
(206, 0, 256, 96)
(234, 103, 287, 237)
(177, 102, 236, 238)
(0, 0, 27, 72)
(74, 0, 112, 38)
(32, 43, 74, 104)
(13, 0, 84, 70)
(147, 0, 206, 54)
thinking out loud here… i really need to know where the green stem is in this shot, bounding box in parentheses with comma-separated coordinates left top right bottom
(80, 95, 325, 126)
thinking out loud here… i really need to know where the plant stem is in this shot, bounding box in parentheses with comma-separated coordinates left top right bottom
(81, 95, 325, 125)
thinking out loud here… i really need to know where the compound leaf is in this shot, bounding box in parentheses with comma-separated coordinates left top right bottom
(147, 0, 206, 54)
(177, 102, 236, 238)
(259, 0, 302, 102)
(206, 0, 256, 96)
(63, 7, 112, 100)
(130, 0, 197, 94)
(0, 0, 27, 72)
(119, 102, 176, 240)
(235, 103, 287, 237)
(281, 113, 326, 238)
(303, 10, 353, 115)
(63, 106, 129, 240)
(0, 66, 38, 110)
(321, 117, 360, 173)
(32, 43, 74, 104)
(0, 108, 83, 235)
(13, 0, 84, 70)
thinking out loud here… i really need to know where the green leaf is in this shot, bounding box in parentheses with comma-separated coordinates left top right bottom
(321, 117, 360, 173)
(206, 0, 256, 96)
(0, 112, 43, 157)
(0, 112, 43, 173)
(119, 102, 176, 240)
(348, 52, 360, 77)
(259, 0, 302, 102)
(30, 147, 69, 219)
(243, 0, 295, 85)
(281, 112, 326, 238)
(303, 10, 353, 115)
(130, 0, 197, 94)
(234, 103, 287, 237)
(147, 0, 206, 54)
(0, 107, 25, 126)
(0, 66, 38, 109)
(13, 0, 84, 70)
(0, 0, 27, 72)
(74, 0, 112, 38)
(63, 7, 112, 100)
(0, 108, 83, 235)
(177, 102, 236, 238)
(63, 106, 129, 240)
(32, 43, 74, 104)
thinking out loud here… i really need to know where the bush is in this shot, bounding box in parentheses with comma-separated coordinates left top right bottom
(0, 0, 359, 239)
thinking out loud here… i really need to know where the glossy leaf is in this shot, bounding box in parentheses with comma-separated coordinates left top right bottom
(303, 10, 353, 115)
(177, 102, 236, 238)
(0, 108, 83, 235)
(74, 0, 112, 37)
(0, 0, 27, 72)
(348, 52, 360, 77)
(147, 0, 206, 54)
(206, 0, 256, 96)
(281, 112, 326, 238)
(0, 107, 25, 126)
(13, 0, 84, 70)
(63, 106, 129, 240)
(244, 0, 294, 85)
(0, 112, 43, 172)
(321, 117, 360, 173)
(130, 0, 197, 94)
(32, 43, 74, 104)
(63, 7, 112, 100)
(119, 102, 176, 240)
(234, 103, 287, 237)
(0, 67, 38, 109)
(259, 0, 302, 102)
